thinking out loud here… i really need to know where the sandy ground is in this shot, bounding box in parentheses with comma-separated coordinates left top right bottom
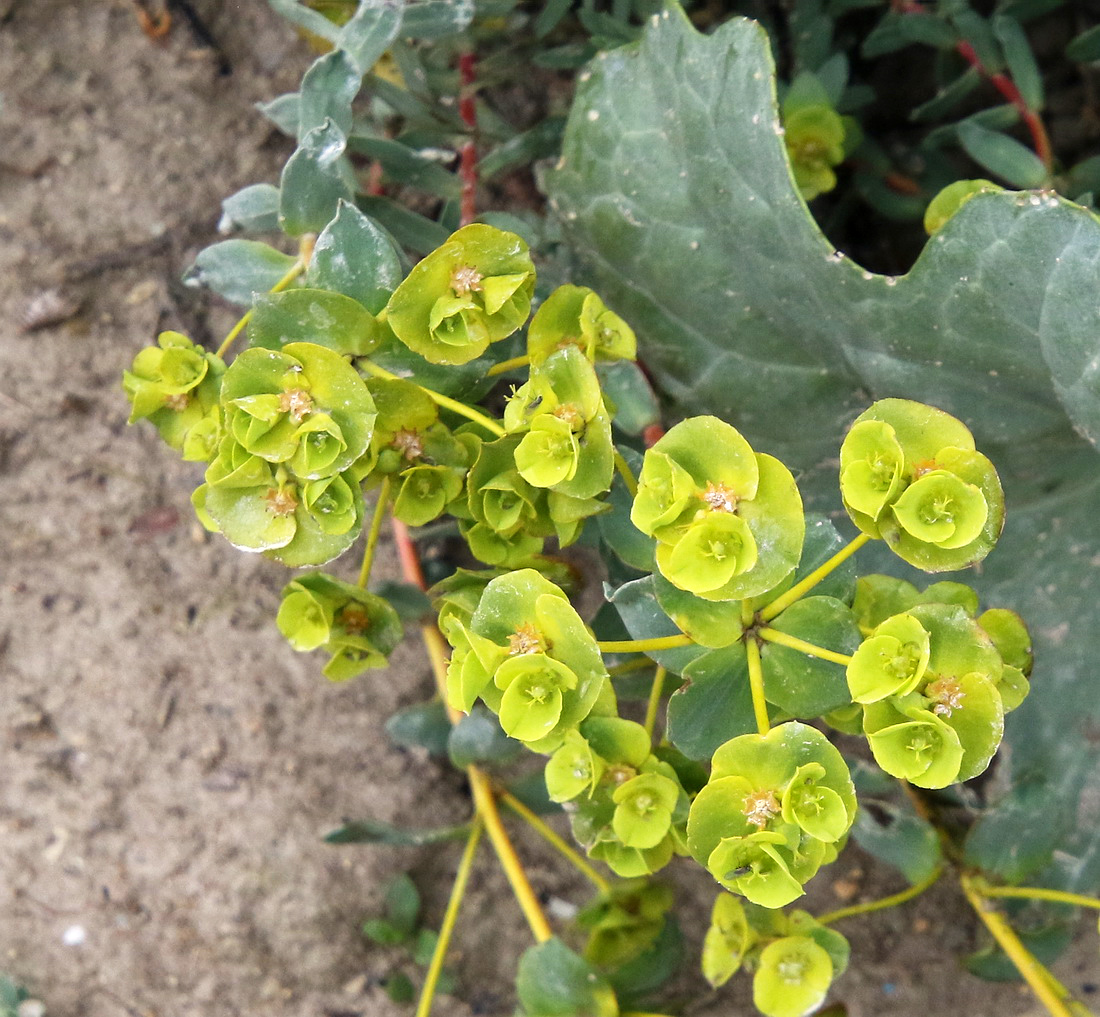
(0, 3, 1095, 1016)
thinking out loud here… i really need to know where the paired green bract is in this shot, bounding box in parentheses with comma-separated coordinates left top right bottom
(687, 724, 855, 909)
(632, 417, 804, 600)
(277, 571, 402, 680)
(839, 398, 1004, 571)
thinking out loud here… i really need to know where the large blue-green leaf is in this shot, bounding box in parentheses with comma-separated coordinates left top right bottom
(544, 8, 1100, 891)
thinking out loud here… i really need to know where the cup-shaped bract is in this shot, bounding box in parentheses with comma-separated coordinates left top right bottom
(364, 376, 439, 474)
(784, 103, 846, 201)
(890, 470, 988, 549)
(924, 178, 1002, 236)
(839, 400, 1004, 571)
(392, 464, 465, 527)
(506, 346, 615, 501)
(384, 224, 535, 365)
(446, 569, 608, 752)
(846, 612, 931, 703)
(276, 571, 402, 681)
(701, 893, 758, 988)
(514, 414, 581, 488)
(633, 417, 804, 601)
(707, 831, 806, 909)
(220, 342, 376, 480)
(753, 935, 834, 1017)
(123, 331, 226, 455)
(860, 602, 1006, 787)
(612, 772, 680, 850)
(838, 419, 905, 525)
(526, 284, 637, 364)
(545, 729, 606, 803)
(687, 723, 855, 906)
(566, 718, 689, 878)
(201, 440, 365, 566)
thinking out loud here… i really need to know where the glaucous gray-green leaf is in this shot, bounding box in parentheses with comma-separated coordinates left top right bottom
(298, 50, 362, 141)
(280, 119, 355, 237)
(545, 7, 1100, 892)
(401, 0, 475, 39)
(447, 705, 523, 769)
(516, 938, 619, 1017)
(598, 446, 655, 572)
(308, 199, 404, 314)
(248, 288, 378, 355)
(183, 240, 296, 307)
(385, 699, 451, 757)
(666, 643, 756, 762)
(324, 817, 471, 845)
(760, 596, 861, 717)
(852, 800, 942, 885)
(219, 183, 281, 234)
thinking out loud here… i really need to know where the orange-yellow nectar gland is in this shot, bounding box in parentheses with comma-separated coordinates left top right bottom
(926, 676, 966, 717)
(339, 605, 372, 635)
(451, 265, 483, 297)
(912, 458, 939, 478)
(742, 789, 781, 829)
(552, 403, 584, 429)
(279, 388, 313, 423)
(390, 429, 424, 462)
(264, 487, 298, 517)
(701, 481, 739, 513)
(509, 623, 545, 656)
(165, 392, 191, 412)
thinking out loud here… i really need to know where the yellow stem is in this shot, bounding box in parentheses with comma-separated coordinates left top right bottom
(359, 360, 505, 437)
(357, 475, 392, 587)
(973, 881, 1100, 913)
(413, 582, 552, 944)
(960, 874, 1077, 1017)
(499, 791, 612, 895)
(486, 354, 530, 377)
(757, 627, 853, 666)
(597, 634, 693, 653)
(818, 865, 943, 925)
(643, 665, 667, 742)
(745, 636, 770, 735)
(470, 766, 553, 943)
(214, 241, 311, 359)
(759, 532, 872, 622)
(613, 449, 639, 498)
(415, 817, 483, 1017)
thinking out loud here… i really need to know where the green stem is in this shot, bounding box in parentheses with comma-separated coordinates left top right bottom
(745, 637, 770, 735)
(359, 360, 506, 437)
(215, 251, 309, 359)
(597, 634, 693, 654)
(759, 532, 871, 622)
(486, 354, 530, 377)
(818, 865, 943, 925)
(757, 627, 853, 666)
(357, 476, 392, 588)
(960, 874, 1077, 1017)
(974, 882, 1100, 913)
(613, 449, 639, 498)
(643, 666, 667, 742)
(415, 816, 484, 1017)
(499, 791, 612, 895)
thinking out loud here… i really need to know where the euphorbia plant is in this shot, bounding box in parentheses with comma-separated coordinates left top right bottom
(123, 2, 1100, 1015)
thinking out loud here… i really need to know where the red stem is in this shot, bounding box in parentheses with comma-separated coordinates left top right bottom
(892, 1, 1052, 172)
(458, 51, 478, 226)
